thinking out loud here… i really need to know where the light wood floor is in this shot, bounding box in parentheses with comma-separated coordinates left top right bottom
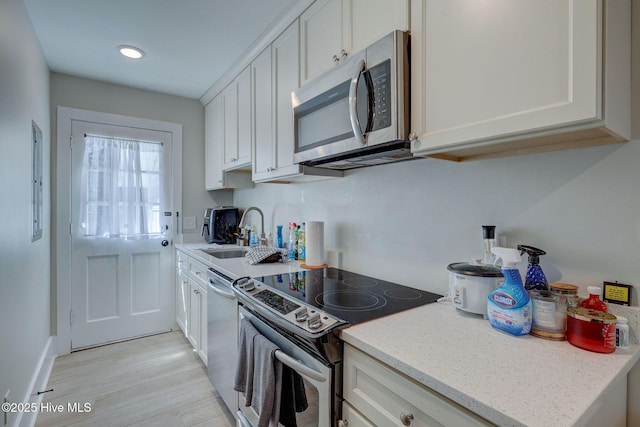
(36, 331, 235, 427)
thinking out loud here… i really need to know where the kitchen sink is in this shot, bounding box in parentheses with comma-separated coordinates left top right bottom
(199, 248, 247, 259)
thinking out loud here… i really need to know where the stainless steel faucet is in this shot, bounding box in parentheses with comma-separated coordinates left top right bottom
(238, 207, 266, 244)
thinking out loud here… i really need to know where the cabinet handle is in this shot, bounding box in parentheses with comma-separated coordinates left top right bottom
(400, 412, 414, 426)
(338, 420, 348, 427)
(340, 49, 348, 59)
(332, 54, 340, 63)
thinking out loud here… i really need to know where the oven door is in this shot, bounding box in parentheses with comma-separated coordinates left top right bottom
(237, 305, 334, 427)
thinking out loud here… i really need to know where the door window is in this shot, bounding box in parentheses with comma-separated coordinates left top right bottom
(80, 135, 163, 239)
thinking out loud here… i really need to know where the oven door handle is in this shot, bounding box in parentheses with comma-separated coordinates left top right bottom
(274, 350, 326, 383)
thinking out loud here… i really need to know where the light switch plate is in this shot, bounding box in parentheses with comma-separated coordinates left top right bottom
(183, 216, 196, 230)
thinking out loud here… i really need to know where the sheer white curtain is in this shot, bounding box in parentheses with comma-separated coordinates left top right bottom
(80, 135, 162, 239)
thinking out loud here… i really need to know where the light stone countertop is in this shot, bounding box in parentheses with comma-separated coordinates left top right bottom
(175, 243, 305, 280)
(340, 302, 640, 427)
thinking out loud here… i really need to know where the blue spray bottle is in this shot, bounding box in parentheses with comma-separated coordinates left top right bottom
(487, 247, 532, 336)
(517, 245, 548, 291)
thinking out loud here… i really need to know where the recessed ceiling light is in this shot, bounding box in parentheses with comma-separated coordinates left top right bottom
(118, 45, 144, 59)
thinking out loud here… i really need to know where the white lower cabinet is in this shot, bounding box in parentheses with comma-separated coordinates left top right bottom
(339, 402, 373, 427)
(175, 252, 188, 333)
(176, 249, 208, 365)
(175, 271, 188, 333)
(342, 344, 492, 427)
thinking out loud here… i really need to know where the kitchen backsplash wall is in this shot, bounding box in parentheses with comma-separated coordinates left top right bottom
(234, 140, 640, 301)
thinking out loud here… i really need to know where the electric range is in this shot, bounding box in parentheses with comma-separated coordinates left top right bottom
(232, 267, 441, 426)
(233, 267, 441, 340)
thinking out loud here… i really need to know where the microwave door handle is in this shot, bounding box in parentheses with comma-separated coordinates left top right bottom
(348, 59, 367, 146)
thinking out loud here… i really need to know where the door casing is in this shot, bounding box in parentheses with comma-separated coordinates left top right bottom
(55, 106, 183, 355)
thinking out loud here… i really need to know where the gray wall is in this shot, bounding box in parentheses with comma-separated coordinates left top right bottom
(49, 73, 233, 332)
(0, 0, 51, 423)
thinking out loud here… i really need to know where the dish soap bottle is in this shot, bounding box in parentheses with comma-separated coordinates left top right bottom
(517, 245, 548, 291)
(487, 247, 532, 336)
(580, 286, 608, 312)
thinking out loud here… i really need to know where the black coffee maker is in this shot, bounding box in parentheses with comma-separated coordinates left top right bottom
(201, 207, 239, 244)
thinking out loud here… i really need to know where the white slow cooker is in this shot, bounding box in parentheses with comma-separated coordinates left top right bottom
(447, 262, 504, 319)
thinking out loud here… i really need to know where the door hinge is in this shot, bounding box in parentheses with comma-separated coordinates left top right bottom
(69, 222, 72, 236)
(69, 135, 73, 149)
(69, 310, 73, 326)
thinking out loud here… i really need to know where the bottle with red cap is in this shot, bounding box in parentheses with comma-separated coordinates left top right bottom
(580, 286, 608, 312)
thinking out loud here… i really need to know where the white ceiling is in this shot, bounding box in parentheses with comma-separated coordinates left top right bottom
(23, 0, 292, 100)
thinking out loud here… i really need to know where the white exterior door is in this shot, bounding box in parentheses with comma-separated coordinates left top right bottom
(69, 119, 173, 349)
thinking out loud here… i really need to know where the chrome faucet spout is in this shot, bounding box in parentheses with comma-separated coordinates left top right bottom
(239, 207, 265, 241)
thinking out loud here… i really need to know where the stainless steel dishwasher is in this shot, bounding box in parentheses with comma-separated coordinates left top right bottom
(207, 268, 240, 414)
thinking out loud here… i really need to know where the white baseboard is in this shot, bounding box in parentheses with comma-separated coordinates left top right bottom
(15, 336, 56, 427)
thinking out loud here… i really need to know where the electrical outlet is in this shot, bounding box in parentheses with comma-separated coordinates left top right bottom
(183, 216, 196, 231)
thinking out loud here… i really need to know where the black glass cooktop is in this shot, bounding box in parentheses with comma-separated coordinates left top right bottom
(254, 268, 442, 325)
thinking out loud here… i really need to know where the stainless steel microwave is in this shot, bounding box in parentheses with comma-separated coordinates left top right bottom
(292, 30, 411, 170)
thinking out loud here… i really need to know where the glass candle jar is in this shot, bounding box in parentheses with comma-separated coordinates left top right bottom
(529, 282, 578, 340)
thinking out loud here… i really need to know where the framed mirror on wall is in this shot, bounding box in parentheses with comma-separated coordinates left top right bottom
(32, 120, 43, 241)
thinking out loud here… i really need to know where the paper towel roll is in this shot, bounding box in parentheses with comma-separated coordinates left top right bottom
(305, 221, 324, 267)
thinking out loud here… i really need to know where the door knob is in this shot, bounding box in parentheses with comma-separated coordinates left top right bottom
(161, 240, 169, 247)
(400, 412, 414, 426)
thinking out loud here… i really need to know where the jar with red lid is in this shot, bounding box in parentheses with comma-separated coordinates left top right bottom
(580, 286, 608, 312)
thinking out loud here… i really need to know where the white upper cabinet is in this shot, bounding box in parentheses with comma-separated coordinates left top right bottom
(350, 0, 409, 53)
(300, 0, 350, 85)
(300, 0, 408, 85)
(204, 95, 224, 190)
(410, 0, 631, 161)
(223, 67, 252, 170)
(205, 95, 253, 191)
(252, 21, 343, 183)
(252, 44, 274, 180)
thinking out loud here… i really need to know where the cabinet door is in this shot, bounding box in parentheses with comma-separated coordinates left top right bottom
(252, 45, 274, 178)
(222, 82, 239, 169)
(273, 21, 300, 175)
(350, 0, 408, 53)
(198, 284, 207, 365)
(300, 0, 350, 84)
(410, 0, 601, 153)
(236, 66, 252, 167)
(204, 95, 225, 190)
(187, 279, 200, 349)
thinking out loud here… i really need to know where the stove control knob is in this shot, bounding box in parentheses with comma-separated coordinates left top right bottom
(294, 307, 309, 322)
(236, 278, 255, 291)
(308, 312, 322, 330)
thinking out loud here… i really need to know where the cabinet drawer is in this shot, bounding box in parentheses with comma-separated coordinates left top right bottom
(344, 344, 492, 427)
(188, 257, 209, 287)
